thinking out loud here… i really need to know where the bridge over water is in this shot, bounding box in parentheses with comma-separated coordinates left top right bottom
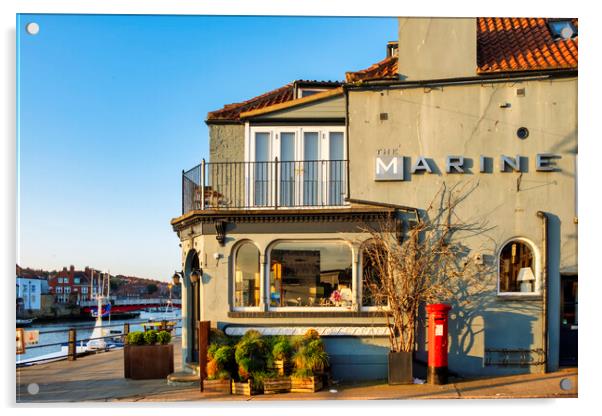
(79, 297, 181, 315)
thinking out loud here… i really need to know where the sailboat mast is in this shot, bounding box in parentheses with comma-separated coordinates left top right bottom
(107, 270, 111, 326)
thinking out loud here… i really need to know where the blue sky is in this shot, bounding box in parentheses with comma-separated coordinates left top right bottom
(16, 14, 397, 281)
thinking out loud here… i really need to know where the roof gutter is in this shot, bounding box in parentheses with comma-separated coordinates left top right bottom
(345, 69, 577, 91)
(345, 197, 420, 223)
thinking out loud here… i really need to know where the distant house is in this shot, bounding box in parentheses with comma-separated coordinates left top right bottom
(49, 265, 100, 303)
(16, 277, 47, 311)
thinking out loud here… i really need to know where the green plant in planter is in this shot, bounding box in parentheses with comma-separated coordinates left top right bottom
(249, 370, 277, 391)
(234, 330, 269, 381)
(126, 331, 145, 345)
(156, 330, 171, 345)
(272, 337, 293, 361)
(207, 344, 235, 380)
(143, 330, 158, 345)
(292, 334, 329, 377)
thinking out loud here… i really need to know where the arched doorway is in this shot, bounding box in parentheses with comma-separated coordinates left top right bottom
(184, 249, 201, 363)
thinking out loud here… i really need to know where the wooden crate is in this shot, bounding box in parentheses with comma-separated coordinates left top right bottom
(203, 378, 231, 393)
(273, 359, 292, 376)
(263, 376, 291, 394)
(231, 380, 259, 396)
(291, 376, 323, 393)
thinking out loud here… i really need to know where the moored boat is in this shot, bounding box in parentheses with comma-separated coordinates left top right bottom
(16, 318, 35, 327)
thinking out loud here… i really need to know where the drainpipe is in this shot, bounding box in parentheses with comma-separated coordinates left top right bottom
(537, 211, 549, 373)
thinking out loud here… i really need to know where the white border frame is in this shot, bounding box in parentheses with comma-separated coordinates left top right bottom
(265, 238, 357, 312)
(231, 239, 263, 312)
(358, 238, 391, 312)
(496, 236, 541, 297)
(246, 125, 348, 208)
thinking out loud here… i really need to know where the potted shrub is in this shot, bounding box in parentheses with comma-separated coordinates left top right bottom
(231, 330, 268, 396)
(203, 343, 234, 393)
(290, 329, 328, 392)
(256, 336, 293, 394)
(124, 330, 174, 380)
(271, 335, 293, 376)
(360, 183, 488, 384)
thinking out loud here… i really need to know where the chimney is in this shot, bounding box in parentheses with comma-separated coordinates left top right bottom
(386, 41, 399, 58)
(397, 17, 476, 80)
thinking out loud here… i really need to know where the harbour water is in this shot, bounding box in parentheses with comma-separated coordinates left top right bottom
(17, 311, 182, 365)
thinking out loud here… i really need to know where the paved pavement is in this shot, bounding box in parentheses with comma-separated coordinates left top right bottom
(16, 339, 577, 403)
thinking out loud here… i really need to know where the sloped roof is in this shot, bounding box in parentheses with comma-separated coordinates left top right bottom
(477, 17, 578, 73)
(346, 18, 578, 81)
(207, 80, 341, 122)
(345, 55, 398, 83)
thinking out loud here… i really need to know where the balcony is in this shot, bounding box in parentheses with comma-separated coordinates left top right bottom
(181, 159, 348, 214)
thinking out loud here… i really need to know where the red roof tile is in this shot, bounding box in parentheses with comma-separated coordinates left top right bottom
(477, 17, 578, 73)
(345, 55, 398, 83)
(347, 18, 577, 81)
(207, 80, 341, 122)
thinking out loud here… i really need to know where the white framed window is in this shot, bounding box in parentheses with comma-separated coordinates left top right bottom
(359, 239, 390, 311)
(82, 287, 88, 294)
(64, 286, 71, 294)
(246, 126, 347, 207)
(56, 286, 63, 294)
(267, 240, 354, 311)
(497, 238, 540, 296)
(233, 241, 262, 311)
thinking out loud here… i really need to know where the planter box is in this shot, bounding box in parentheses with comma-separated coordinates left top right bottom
(203, 378, 232, 393)
(291, 376, 323, 393)
(273, 359, 292, 376)
(123, 343, 174, 380)
(231, 380, 260, 396)
(263, 376, 291, 394)
(388, 351, 413, 385)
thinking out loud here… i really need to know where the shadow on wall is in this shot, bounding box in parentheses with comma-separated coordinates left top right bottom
(416, 288, 543, 377)
(323, 337, 390, 382)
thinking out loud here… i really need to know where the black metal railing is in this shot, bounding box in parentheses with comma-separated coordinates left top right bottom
(182, 159, 348, 214)
(16, 318, 182, 367)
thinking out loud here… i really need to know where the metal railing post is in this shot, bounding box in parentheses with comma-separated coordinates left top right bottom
(123, 323, 130, 343)
(274, 157, 279, 209)
(201, 159, 206, 210)
(68, 328, 76, 361)
(181, 169, 185, 215)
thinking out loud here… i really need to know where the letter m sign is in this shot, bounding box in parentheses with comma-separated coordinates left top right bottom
(375, 156, 404, 181)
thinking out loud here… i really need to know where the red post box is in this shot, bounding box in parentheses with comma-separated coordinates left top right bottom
(426, 303, 452, 385)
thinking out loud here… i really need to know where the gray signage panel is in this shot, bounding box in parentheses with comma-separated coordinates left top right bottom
(375, 156, 404, 181)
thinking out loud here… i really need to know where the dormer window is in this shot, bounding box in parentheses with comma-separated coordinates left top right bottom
(548, 20, 577, 40)
(297, 88, 328, 99)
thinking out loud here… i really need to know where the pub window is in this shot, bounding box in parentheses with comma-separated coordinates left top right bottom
(361, 240, 387, 308)
(269, 241, 353, 308)
(234, 242, 261, 308)
(498, 239, 536, 294)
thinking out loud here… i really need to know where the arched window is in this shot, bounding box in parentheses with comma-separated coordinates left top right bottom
(499, 240, 536, 293)
(234, 242, 260, 308)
